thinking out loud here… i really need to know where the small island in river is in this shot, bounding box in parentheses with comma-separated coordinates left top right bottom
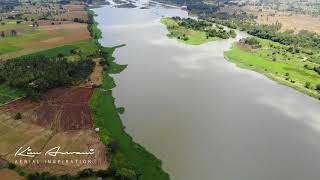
(161, 17, 236, 45)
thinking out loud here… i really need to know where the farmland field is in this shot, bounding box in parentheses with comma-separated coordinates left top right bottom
(241, 5, 320, 33)
(0, 87, 108, 175)
(0, 169, 25, 180)
(0, 85, 25, 105)
(0, 21, 91, 60)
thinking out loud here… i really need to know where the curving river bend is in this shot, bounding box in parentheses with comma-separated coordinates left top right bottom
(94, 3, 320, 180)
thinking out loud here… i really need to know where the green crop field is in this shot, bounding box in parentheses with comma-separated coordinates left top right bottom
(0, 21, 46, 56)
(0, 84, 25, 105)
(225, 37, 320, 99)
(20, 40, 99, 61)
(161, 17, 220, 45)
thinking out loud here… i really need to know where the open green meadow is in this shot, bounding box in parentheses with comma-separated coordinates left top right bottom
(225, 37, 320, 99)
(161, 17, 220, 45)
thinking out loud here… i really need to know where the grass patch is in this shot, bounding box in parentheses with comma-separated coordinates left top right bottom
(0, 84, 25, 105)
(224, 38, 320, 100)
(18, 40, 100, 61)
(90, 46, 169, 180)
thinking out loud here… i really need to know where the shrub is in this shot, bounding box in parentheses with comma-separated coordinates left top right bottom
(8, 163, 16, 169)
(77, 168, 94, 177)
(305, 82, 311, 89)
(108, 140, 120, 154)
(15, 112, 22, 120)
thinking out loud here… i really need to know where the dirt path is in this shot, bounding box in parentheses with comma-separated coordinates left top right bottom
(84, 58, 103, 87)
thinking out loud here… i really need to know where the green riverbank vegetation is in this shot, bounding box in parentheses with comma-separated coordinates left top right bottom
(225, 37, 320, 99)
(161, 17, 236, 45)
(90, 46, 170, 180)
(201, 13, 320, 100)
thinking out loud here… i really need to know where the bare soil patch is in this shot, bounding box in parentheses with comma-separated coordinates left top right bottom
(242, 5, 320, 33)
(63, 4, 86, 11)
(0, 169, 26, 180)
(19, 23, 90, 49)
(0, 87, 108, 175)
(1, 87, 94, 131)
(84, 58, 103, 87)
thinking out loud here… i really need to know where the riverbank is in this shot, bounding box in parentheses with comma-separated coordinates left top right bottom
(89, 8, 170, 180)
(224, 38, 320, 100)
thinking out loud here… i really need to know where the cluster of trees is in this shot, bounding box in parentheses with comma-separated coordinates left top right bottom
(186, 0, 219, 14)
(173, 17, 211, 31)
(206, 14, 320, 51)
(172, 17, 236, 39)
(0, 55, 94, 98)
(87, 11, 101, 39)
(202, 12, 320, 64)
(242, 37, 262, 48)
(206, 25, 236, 39)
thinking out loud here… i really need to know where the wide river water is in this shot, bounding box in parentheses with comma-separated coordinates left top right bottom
(94, 3, 320, 180)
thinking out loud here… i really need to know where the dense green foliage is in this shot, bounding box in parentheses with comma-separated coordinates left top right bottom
(87, 10, 102, 39)
(243, 37, 262, 48)
(0, 55, 94, 98)
(173, 17, 211, 30)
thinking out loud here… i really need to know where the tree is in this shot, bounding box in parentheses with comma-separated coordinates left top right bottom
(15, 112, 22, 120)
(316, 84, 320, 91)
(11, 29, 17, 36)
(305, 82, 311, 89)
(77, 169, 94, 177)
(0, 31, 4, 37)
(229, 29, 236, 38)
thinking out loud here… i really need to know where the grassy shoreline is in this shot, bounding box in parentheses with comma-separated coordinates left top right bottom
(89, 9, 170, 180)
(224, 41, 320, 100)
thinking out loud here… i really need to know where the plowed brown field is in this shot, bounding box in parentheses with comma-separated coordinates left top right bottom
(0, 87, 108, 175)
(1, 87, 93, 131)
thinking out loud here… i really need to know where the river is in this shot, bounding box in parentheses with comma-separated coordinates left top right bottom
(94, 3, 320, 180)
